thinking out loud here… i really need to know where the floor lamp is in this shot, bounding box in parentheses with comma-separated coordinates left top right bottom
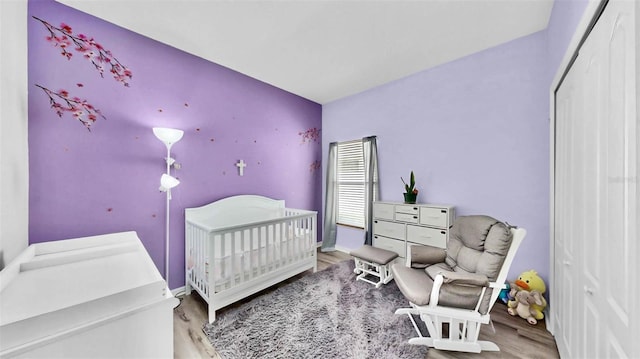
(153, 127, 184, 284)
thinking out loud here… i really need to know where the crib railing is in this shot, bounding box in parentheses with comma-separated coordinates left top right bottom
(185, 209, 316, 299)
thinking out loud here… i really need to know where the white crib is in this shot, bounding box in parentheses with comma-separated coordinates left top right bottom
(184, 195, 317, 323)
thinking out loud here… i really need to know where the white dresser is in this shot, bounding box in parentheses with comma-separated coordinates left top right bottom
(0, 231, 179, 358)
(372, 201, 455, 258)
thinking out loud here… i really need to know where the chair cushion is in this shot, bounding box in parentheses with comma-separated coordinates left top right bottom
(394, 263, 488, 312)
(409, 245, 446, 269)
(391, 264, 433, 306)
(445, 215, 513, 282)
(350, 245, 398, 265)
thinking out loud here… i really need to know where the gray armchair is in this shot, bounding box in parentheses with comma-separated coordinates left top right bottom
(391, 215, 526, 353)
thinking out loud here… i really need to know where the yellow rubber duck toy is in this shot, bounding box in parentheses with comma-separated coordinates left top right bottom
(507, 270, 547, 321)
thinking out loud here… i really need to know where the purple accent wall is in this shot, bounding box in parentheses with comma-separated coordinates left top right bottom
(28, 0, 321, 289)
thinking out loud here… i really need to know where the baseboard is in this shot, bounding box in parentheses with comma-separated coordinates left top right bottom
(316, 240, 352, 254)
(334, 245, 352, 254)
(171, 286, 186, 297)
(317, 241, 353, 254)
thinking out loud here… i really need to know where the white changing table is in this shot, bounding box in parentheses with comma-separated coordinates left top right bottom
(0, 231, 179, 358)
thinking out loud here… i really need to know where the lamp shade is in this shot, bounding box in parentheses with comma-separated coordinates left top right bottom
(153, 127, 184, 148)
(160, 173, 180, 191)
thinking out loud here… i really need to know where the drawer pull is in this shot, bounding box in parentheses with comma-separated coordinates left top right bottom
(441, 210, 447, 213)
(413, 207, 418, 210)
(441, 231, 446, 235)
(413, 216, 418, 219)
(374, 220, 378, 223)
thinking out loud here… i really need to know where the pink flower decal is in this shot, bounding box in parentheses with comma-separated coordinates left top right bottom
(310, 160, 321, 172)
(60, 23, 72, 34)
(36, 84, 106, 131)
(33, 16, 133, 87)
(299, 127, 320, 143)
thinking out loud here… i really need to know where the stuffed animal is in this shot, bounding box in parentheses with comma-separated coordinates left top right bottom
(508, 290, 545, 325)
(507, 270, 547, 321)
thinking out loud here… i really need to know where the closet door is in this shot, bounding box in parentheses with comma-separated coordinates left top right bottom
(554, 0, 638, 358)
(554, 49, 584, 358)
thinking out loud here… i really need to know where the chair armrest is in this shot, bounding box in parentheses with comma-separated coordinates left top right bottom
(489, 282, 507, 289)
(428, 271, 490, 309)
(409, 244, 446, 268)
(439, 270, 489, 287)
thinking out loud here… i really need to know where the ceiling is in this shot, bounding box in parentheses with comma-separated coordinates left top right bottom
(57, 0, 554, 104)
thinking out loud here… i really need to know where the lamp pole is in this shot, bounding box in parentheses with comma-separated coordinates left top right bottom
(164, 145, 171, 284)
(152, 127, 183, 287)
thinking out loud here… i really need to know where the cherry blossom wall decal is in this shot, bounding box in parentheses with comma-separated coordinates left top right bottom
(310, 160, 321, 172)
(299, 127, 320, 143)
(33, 16, 133, 87)
(35, 84, 106, 131)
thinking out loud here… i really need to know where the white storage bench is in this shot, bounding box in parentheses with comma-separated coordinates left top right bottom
(350, 245, 398, 288)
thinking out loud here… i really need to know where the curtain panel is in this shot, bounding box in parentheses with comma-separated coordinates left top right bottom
(362, 136, 379, 245)
(321, 142, 338, 251)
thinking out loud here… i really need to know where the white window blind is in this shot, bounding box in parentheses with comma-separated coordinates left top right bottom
(337, 140, 365, 228)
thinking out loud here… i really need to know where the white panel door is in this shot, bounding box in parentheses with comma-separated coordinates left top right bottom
(554, 0, 638, 358)
(555, 53, 583, 358)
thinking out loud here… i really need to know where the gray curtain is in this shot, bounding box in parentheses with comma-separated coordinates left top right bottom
(321, 142, 338, 252)
(362, 136, 379, 245)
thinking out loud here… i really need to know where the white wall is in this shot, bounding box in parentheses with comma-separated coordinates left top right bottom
(0, 0, 29, 269)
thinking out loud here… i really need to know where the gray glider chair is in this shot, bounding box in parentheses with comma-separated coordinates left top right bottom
(391, 215, 526, 353)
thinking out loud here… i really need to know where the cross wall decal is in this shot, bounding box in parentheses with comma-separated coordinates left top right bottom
(236, 159, 247, 176)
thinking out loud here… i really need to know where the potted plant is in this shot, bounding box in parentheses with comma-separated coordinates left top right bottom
(401, 171, 419, 204)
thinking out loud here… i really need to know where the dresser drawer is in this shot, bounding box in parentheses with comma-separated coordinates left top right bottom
(407, 225, 447, 248)
(373, 220, 405, 240)
(419, 207, 451, 228)
(373, 203, 395, 221)
(373, 235, 406, 258)
(395, 212, 419, 224)
(395, 204, 419, 215)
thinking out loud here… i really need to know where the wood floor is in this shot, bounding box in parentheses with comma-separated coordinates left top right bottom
(173, 249, 560, 358)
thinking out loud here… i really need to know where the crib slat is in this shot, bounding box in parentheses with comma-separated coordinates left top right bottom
(280, 221, 285, 268)
(240, 229, 246, 285)
(252, 227, 256, 276)
(259, 225, 264, 276)
(268, 224, 274, 271)
(200, 231, 204, 294)
(202, 232, 207, 295)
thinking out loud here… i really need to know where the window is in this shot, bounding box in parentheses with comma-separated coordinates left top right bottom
(321, 136, 378, 250)
(336, 140, 365, 228)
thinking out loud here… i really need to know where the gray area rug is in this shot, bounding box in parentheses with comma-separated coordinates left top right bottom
(202, 260, 428, 359)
